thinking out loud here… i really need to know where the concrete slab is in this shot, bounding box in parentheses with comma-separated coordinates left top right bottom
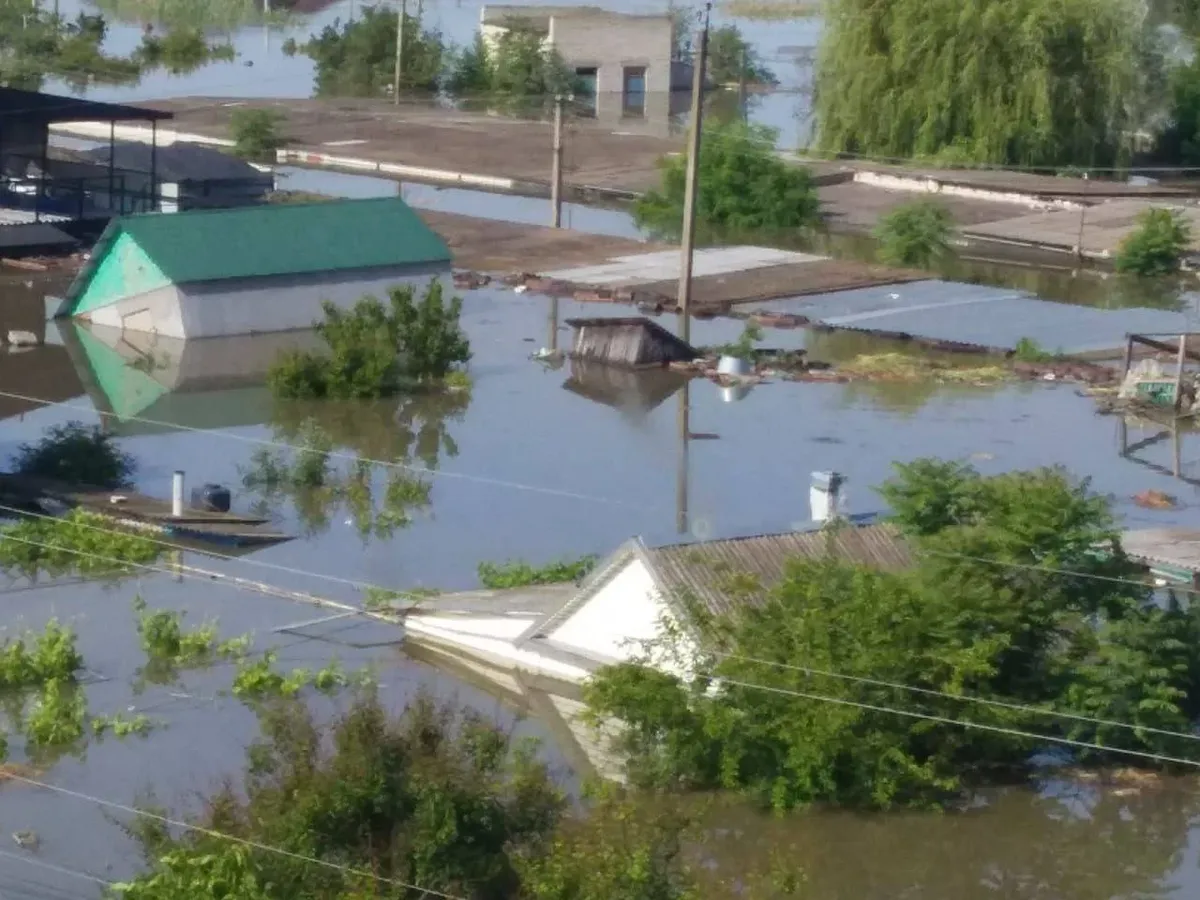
(962, 199, 1200, 258)
(540, 247, 825, 286)
(755, 280, 1200, 355)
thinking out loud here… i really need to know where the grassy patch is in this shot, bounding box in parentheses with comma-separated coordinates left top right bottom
(838, 353, 1009, 383)
(721, 0, 820, 19)
(477, 555, 598, 589)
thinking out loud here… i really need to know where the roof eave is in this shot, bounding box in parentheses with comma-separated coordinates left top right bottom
(58, 218, 123, 318)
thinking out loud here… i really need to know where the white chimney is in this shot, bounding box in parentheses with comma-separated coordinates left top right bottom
(810, 471, 845, 524)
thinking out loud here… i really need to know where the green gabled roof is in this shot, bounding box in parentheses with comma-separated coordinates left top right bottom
(63, 197, 451, 313)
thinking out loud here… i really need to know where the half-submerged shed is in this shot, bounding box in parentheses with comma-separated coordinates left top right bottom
(52, 197, 452, 339)
(566, 316, 697, 368)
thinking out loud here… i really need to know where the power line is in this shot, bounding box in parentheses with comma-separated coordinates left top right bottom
(0, 848, 111, 888)
(0, 501, 417, 600)
(714, 652, 1200, 744)
(0, 771, 471, 900)
(0, 389, 655, 512)
(713, 676, 1200, 768)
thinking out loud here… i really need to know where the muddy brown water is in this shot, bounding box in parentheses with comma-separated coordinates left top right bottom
(6, 283, 1200, 896)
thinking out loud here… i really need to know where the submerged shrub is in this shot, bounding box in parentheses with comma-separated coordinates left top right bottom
(1115, 208, 1192, 276)
(477, 555, 598, 588)
(0, 509, 164, 578)
(875, 198, 953, 268)
(12, 422, 135, 488)
(268, 280, 471, 400)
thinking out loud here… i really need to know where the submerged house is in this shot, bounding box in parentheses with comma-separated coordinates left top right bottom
(51, 197, 452, 339)
(402, 473, 904, 684)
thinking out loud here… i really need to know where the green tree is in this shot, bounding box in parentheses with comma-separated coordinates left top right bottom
(707, 25, 775, 87)
(874, 198, 953, 268)
(1114, 207, 1192, 276)
(445, 24, 582, 104)
(585, 460, 1200, 811)
(12, 421, 135, 489)
(229, 108, 285, 162)
(814, 0, 1147, 167)
(268, 279, 471, 400)
(297, 7, 444, 97)
(634, 123, 821, 238)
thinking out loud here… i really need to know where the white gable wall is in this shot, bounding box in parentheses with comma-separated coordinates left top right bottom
(177, 264, 449, 339)
(84, 285, 186, 339)
(547, 557, 697, 677)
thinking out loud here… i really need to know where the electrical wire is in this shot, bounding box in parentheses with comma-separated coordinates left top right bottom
(0, 501, 412, 599)
(6, 496, 1200, 748)
(0, 390, 655, 512)
(0, 849, 111, 888)
(0, 771, 472, 900)
(711, 675, 1200, 768)
(713, 652, 1200, 744)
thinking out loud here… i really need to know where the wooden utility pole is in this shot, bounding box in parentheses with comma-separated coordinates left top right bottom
(551, 94, 565, 228)
(393, 0, 406, 105)
(676, 1, 711, 346)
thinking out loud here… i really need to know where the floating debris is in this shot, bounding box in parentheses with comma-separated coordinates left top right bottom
(12, 830, 39, 851)
(1133, 490, 1178, 510)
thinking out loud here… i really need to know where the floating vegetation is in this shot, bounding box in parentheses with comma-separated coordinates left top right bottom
(0, 510, 165, 579)
(24, 679, 86, 750)
(92, 713, 155, 738)
(837, 353, 1010, 384)
(231, 653, 373, 701)
(477, 555, 598, 589)
(134, 596, 250, 665)
(0, 621, 83, 689)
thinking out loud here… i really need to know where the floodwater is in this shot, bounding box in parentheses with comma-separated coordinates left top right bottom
(44, 0, 821, 147)
(7, 283, 1200, 896)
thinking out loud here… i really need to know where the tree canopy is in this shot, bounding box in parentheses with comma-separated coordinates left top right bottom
(813, 0, 1148, 168)
(634, 123, 821, 238)
(585, 459, 1200, 811)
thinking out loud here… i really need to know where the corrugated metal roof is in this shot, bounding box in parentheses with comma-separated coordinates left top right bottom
(63, 197, 451, 310)
(646, 523, 911, 619)
(1122, 528, 1200, 575)
(540, 247, 824, 287)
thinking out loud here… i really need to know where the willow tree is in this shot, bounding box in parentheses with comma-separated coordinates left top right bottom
(814, 0, 1149, 168)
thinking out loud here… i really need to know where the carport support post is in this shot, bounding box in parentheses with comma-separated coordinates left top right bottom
(551, 95, 564, 228)
(150, 120, 158, 212)
(1174, 334, 1187, 413)
(676, 379, 690, 535)
(108, 119, 115, 213)
(393, 0, 406, 105)
(172, 471, 185, 518)
(675, 0, 711, 345)
(1122, 333, 1133, 381)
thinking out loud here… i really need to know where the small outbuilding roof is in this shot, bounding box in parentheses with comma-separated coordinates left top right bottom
(62, 197, 452, 313)
(80, 141, 269, 182)
(0, 87, 172, 124)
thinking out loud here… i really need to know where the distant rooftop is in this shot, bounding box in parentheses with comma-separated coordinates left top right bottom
(481, 4, 668, 26)
(0, 87, 172, 124)
(80, 140, 268, 183)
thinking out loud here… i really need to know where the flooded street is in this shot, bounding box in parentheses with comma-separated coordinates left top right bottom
(7, 0, 1200, 896)
(6, 275, 1200, 896)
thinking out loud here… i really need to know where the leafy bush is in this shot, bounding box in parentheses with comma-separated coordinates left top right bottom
(268, 279, 471, 400)
(634, 123, 820, 238)
(0, 510, 163, 578)
(874, 198, 953, 268)
(299, 7, 445, 97)
(1115, 207, 1192, 276)
(720, 322, 764, 361)
(0, 620, 83, 688)
(12, 422, 135, 488)
(445, 24, 582, 101)
(477, 555, 598, 588)
(229, 108, 285, 162)
(585, 460, 1200, 810)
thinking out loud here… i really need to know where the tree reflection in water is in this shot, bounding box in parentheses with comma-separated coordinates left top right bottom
(240, 388, 470, 540)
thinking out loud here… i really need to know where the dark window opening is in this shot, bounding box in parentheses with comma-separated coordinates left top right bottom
(622, 66, 646, 118)
(574, 67, 598, 117)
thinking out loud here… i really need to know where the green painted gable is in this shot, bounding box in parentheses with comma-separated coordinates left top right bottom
(62, 197, 452, 316)
(72, 231, 172, 316)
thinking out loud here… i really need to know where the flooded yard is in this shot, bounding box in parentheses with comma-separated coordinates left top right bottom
(5, 280, 1200, 897)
